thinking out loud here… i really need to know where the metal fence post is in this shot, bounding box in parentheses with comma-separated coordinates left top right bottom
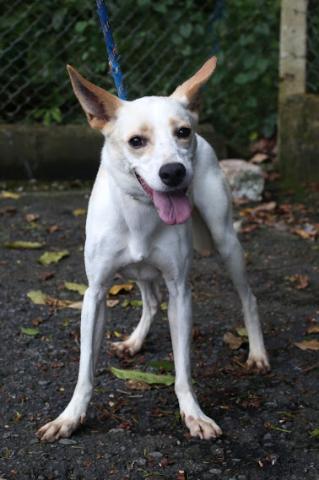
(279, 0, 308, 101)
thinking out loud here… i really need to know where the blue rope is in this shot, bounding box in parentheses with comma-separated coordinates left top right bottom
(95, 0, 127, 100)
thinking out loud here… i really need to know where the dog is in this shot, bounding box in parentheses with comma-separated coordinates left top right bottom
(37, 57, 269, 442)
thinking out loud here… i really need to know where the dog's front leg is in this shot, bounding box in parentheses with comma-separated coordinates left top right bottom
(166, 279, 222, 440)
(37, 284, 106, 442)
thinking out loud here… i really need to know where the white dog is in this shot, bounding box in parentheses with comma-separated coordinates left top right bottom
(37, 57, 269, 442)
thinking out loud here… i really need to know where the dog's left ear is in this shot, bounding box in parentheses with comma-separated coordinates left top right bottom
(170, 56, 217, 112)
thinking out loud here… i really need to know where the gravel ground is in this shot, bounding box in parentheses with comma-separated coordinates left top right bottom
(0, 185, 319, 480)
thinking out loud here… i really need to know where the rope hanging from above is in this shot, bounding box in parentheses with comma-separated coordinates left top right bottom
(95, 0, 127, 100)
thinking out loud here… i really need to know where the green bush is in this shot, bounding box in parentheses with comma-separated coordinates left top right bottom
(1, 0, 280, 152)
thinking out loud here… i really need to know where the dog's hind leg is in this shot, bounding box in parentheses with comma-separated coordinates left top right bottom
(193, 141, 270, 372)
(111, 280, 160, 356)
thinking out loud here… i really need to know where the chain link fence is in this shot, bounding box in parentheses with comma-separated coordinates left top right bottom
(307, 0, 319, 94)
(1, 0, 280, 150)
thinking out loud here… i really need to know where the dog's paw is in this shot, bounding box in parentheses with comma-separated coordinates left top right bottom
(36, 415, 83, 442)
(246, 353, 270, 373)
(110, 338, 142, 357)
(183, 414, 222, 440)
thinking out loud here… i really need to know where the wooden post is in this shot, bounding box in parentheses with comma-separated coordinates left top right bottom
(279, 0, 308, 101)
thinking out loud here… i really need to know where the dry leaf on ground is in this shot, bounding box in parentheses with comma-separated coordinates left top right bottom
(295, 339, 319, 351)
(110, 366, 175, 386)
(287, 274, 310, 290)
(64, 282, 87, 295)
(4, 241, 44, 250)
(25, 213, 40, 223)
(307, 325, 319, 334)
(73, 208, 86, 217)
(109, 282, 134, 296)
(223, 332, 244, 350)
(0, 191, 20, 199)
(38, 250, 69, 265)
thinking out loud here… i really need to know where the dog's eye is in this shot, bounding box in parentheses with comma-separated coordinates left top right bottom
(128, 136, 147, 148)
(176, 127, 191, 139)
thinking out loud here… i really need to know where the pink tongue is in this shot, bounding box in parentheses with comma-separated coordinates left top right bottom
(152, 190, 192, 225)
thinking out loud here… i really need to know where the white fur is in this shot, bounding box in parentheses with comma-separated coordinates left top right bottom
(37, 91, 269, 443)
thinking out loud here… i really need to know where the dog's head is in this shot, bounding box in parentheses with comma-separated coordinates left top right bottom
(67, 57, 217, 225)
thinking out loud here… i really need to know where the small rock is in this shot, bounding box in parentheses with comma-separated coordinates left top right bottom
(209, 468, 222, 475)
(148, 451, 163, 459)
(220, 159, 264, 201)
(238, 475, 247, 480)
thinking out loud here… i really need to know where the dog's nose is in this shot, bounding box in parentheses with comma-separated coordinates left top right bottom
(159, 162, 186, 187)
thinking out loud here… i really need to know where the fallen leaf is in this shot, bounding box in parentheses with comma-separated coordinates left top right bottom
(236, 327, 248, 337)
(47, 224, 60, 234)
(295, 339, 319, 351)
(307, 325, 319, 334)
(250, 153, 269, 164)
(27, 290, 48, 305)
(176, 470, 187, 480)
(223, 332, 244, 350)
(109, 282, 134, 296)
(110, 366, 175, 386)
(25, 213, 39, 223)
(73, 208, 86, 217)
(0, 190, 20, 199)
(4, 241, 44, 250)
(21, 327, 39, 336)
(107, 299, 120, 308)
(287, 274, 310, 290)
(38, 250, 69, 265)
(310, 428, 319, 438)
(126, 380, 151, 391)
(293, 224, 318, 240)
(39, 271, 55, 281)
(64, 281, 87, 295)
(121, 299, 143, 308)
(160, 302, 168, 311)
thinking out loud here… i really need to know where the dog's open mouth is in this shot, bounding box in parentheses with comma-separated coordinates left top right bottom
(135, 173, 192, 225)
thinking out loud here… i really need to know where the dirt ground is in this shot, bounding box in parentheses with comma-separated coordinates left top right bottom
(1, 181, 319, 480)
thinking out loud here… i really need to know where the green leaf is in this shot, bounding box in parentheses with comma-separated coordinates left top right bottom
(21, 327, 40, 336)
(4, 241, 44, 250)
(27, 290, 48, 305)
(110, 366, 175, 386)
(310, 428, 319, 438)
(179, 24, 192, 38)
(64, 282, 87, 295)
(121, 299, 143, 308)
(38, 250, 69, 265)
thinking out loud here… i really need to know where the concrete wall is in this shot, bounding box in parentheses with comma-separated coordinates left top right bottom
(0, 123, 226, 180)
(279, 94, 319, 183)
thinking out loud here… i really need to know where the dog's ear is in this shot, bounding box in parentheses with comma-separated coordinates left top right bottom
(67, 65, 122, 130)
(170, 56, 217, 112)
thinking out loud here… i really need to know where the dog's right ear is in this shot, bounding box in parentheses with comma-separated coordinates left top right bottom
(67, 65, 122, 130)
